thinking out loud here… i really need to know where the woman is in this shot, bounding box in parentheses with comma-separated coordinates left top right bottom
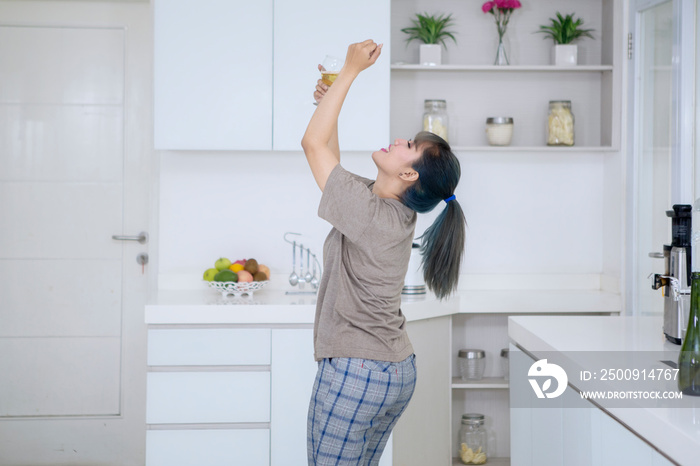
(302, 40, 466, 465)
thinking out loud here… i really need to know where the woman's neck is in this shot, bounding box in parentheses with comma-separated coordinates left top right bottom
(372, 173, 403, 201)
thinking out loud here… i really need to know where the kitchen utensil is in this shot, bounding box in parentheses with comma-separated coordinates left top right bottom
(310, 256, 319, 289)
(289, 241, 299, 286)
(403, 243, 426, 295)
(304, 247, 313, 283)
(651, 204, 692, 344)
(298, 244, 305, 289)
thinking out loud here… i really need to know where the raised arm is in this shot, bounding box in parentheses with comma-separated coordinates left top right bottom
(313, 66, 340, 160)
(301, 40, 382, 191)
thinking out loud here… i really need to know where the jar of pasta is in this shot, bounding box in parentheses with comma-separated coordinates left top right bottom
(547, 100, 574, 146)
(423, 99, 448, 142)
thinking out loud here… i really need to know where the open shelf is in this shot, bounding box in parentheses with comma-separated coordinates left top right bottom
(392, 64, 613, 72)
(452, 377, 509, 389)
(452, 456, 510, 465)
(450, 145, 617, 152)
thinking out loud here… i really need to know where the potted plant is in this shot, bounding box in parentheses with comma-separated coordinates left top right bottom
(401, 12, 457, 66)
(536, 12, 594, 66)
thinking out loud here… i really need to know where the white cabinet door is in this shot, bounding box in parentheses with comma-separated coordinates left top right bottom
(147, 372, 270, 424)
(147, 429, 269, 466)
(154, 0, 273, 150)
(273, 0, 390, 151)
(147, 328, 271, 366)
(270, 329, 316, 466)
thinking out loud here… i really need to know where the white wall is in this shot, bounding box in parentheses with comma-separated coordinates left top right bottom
(158, 148, 605, 281)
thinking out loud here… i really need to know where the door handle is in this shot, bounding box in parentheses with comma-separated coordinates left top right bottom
(648, 252, 665, 259)
(112, 231, 149, 244)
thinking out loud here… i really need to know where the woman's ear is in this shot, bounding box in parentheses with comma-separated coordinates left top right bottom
(399, 170, 419, 182)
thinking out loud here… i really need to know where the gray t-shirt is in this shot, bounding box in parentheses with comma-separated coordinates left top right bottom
(313, 164, 417, 362)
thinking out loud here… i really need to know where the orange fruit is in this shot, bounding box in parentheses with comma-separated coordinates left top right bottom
(229, 263, 245, 273)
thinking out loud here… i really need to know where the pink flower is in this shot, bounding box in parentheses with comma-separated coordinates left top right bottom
(493, 0, 522, 9)
(482, 1, 495, 13)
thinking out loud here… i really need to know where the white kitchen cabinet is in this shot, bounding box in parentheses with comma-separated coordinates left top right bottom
(393, 316, 452, 465)
(146, 325, 322, 465)
(146, 371, 271, 424)
(269, 328, 393, 466)
(392, 305, 619, 466)
(153, 0, 273, 150)
(146, 429, 270, 466)
(147, 328, 271, 366)
(272, 0, 391, 151)
(270, 329, 316, 466)
(510, 346, 675, 466)
(154, 0, 390, 151)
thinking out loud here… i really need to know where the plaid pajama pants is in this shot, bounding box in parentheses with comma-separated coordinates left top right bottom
(307, 355, 417, 466)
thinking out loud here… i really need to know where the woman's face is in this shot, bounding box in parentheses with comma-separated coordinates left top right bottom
(372, 138, 422, 179)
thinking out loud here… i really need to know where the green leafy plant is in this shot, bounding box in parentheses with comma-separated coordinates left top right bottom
(401, 12, 457, 47)
(537, 12, 594, 44)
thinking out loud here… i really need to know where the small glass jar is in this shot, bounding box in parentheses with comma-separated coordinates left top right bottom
(458, 349, 485, 381)
(423, 99, 449, 141)
(547, 100, 574, 146)
(458, 413, 488, 464)
(485, 117, 514, 146)
(501, 348, 509, 381)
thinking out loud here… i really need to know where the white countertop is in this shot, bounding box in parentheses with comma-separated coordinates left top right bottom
(145, 288, 456, 325)
(509, 315, 700, 465)
(146, 276, 619, 325)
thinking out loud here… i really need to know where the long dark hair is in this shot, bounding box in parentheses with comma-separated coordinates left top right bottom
(401, 132, 466, 299)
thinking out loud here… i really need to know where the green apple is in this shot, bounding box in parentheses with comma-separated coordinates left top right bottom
(215, 257, 232, 271)
(203, 268, 218, 281)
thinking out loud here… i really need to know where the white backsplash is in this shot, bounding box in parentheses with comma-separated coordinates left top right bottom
(158, 149, 606, 283)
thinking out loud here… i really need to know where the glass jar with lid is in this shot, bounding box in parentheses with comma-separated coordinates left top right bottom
(458, 413, 487, 464)
(485, 117, 514, 146)
(423, 99, 449, 142)
(458, 349, 485, 381)
(501, 348, 510, 381)
(547, 100, 574, 146)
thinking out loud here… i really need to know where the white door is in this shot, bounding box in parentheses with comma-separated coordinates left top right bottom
(0, 2, 152, 464)
(627, 0, 695, 315)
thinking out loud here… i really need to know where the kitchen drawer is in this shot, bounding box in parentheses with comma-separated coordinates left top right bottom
(147, 372, 270, 424)
(146, 429, 269, 466)
(147, 328, 270, 366)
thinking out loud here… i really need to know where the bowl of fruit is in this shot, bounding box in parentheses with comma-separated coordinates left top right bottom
(203, 257, 270, 298)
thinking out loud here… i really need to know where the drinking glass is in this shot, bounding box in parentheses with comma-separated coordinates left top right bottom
(321, 55, 341, 86)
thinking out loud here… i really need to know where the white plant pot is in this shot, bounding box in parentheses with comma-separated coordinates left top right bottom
(419, 44, 442, 66)
(552, 44, 578, 66)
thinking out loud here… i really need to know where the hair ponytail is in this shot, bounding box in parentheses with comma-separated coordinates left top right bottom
(401, 132, 466, 299)
(419, 199, 466, 299)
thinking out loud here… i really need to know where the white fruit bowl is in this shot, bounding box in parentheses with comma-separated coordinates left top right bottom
(205, 280, 270, 298)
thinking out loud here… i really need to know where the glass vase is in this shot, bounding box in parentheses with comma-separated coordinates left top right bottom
(494, 34, 509, 66)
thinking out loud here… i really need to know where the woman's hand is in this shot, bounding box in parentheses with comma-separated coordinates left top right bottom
(342, 40, 383, 76)
(313, 64, 329, 105)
